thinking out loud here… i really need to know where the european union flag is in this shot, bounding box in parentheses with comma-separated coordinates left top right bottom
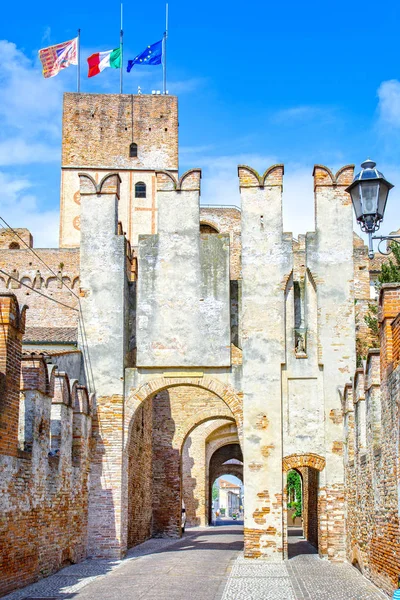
(127, 40, 162, 73)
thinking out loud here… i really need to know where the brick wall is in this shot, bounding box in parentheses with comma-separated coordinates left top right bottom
(344, 284, 400, 594)
(391, 312, 400, 368)
(0, 295, 93, 597)
(0, 247, 79, 330)
(379, 284, 400, 374)
(62, 93, 178, 170)
(0, 294, 26, 456)
(127, 399, 153, 546)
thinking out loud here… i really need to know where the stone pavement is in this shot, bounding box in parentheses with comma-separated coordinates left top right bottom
(222, 528, 389, 600)
(3, 525, 391, 600)
(3, 525, 242, 600)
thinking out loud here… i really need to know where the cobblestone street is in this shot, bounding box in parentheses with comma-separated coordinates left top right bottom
(3, 525, 389, 600)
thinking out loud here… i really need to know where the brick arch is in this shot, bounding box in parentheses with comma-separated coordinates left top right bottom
(208, 442, 242, 523)
(283, 453, 325, 472)
(125, 375, 243, 445)
(206, 433, 241, 467)
(177, 411, 235, 452)
(200, 220, 220, 233)
(211, 464, 243, 484)
(202, 419, 234, 441)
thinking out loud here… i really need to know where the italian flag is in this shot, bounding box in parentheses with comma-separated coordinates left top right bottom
(87, 48, 121, 78)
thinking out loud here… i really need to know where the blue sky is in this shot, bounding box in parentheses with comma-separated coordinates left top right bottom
(1, 0, 400, 246)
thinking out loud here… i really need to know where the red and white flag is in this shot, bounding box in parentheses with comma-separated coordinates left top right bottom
(39, 38, 78, 79)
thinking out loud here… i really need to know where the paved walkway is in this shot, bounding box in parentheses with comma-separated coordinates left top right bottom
(3, 525, 390, 600)
(223, 527, 389, 600)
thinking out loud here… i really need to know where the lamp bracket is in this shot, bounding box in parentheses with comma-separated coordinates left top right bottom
(369, 235, 400, 258)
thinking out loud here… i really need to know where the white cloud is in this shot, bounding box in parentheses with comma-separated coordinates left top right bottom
(0, 172, 59, 247)
(377, 80, 400, 128)
(0, 40, 68, 138)
(0, 139, 58, 166)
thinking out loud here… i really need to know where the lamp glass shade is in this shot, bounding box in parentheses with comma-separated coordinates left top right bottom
(349, 184, 363, 220)
(360, 180, 379, 215)
(377, 181, 390, 219)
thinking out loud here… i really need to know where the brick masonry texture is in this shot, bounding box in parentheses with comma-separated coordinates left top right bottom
(62, 93, 178, 170)
(0, 294, 93, 597)
(0, 247, 79, 331)
(343, 284, 400, 595)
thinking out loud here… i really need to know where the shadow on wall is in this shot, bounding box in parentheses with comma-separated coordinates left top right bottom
(127, 389, 180, 547)
(128, 397, 153, 547)
(88, 407, 119, 558)
(152, 390, 180, 538)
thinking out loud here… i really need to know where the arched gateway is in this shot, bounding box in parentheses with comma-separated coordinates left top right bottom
(123, 377, 242, 549)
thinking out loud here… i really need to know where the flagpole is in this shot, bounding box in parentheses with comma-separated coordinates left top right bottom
(77, 29, 81, 93)
(163, 3, 168, 94)
(120, 3, 124, 93)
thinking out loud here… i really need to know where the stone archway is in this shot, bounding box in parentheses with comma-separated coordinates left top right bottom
(125, 375, 243, 445)
(283, 453, 325, 558)
(181, 418, 235, 527)
(125, 378, 242, 548)
(208, 443, 243, 523)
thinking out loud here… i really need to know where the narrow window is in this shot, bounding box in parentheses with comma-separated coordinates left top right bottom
(9, 242, 20, 249)
(129, 142, 138, 158)
(135, 182, 146, 198)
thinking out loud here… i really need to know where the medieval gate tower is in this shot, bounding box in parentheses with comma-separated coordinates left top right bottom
(62, 93, 355, 561)
(0, 91, 357, 591)
(60, 93, 178, 247)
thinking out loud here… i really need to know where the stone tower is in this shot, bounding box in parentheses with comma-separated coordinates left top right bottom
(59, 93, 179, 247)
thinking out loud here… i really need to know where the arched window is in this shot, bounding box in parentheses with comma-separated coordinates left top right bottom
(129, 142, 138, 158)
(9, 242, 20, 249)
(135, 182, 146, 198)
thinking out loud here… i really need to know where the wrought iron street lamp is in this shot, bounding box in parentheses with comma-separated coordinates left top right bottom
(346, 159, 397, 258)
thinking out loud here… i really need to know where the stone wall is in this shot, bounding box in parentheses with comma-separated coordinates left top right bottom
(0, 294, 93, 597)
(239, 164, 291, 560)
(79, 172, 132, 558)
(199, 207, 241, 280)
(136, 170, 231, 368)
(343, 284, 400, 595)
